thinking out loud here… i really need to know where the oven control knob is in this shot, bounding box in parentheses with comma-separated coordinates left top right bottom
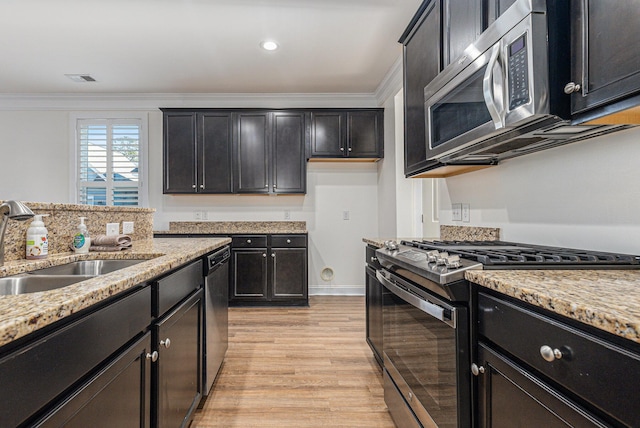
(384, 240, 399, 250)
(426, 250, 440, 263)
(471, 363, 485, 376)
(444, 255, 461, 269)
(435, 252, 449, 265)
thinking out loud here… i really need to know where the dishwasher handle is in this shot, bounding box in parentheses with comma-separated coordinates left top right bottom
(206, 246, 230, 275)
(377, 269, 456, 328)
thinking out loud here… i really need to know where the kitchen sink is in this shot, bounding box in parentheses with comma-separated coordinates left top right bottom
(29, 259, 145, 276)
(0, 274, 96, 295)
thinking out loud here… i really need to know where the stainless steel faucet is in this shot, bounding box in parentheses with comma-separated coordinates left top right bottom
(0, 201, 35, 266)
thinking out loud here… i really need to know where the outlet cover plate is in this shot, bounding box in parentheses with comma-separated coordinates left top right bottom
(452, 204, 462, 221)
(462, 204, 470, 222)
(122, 221, 134, 234)
(106, 223, 120, 236)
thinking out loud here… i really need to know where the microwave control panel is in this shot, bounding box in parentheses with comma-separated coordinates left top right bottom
(508, 34, 530, 110)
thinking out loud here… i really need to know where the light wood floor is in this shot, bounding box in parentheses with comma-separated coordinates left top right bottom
(192, 296, 395, 428)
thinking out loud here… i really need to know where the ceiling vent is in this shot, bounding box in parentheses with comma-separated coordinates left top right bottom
(65, 74, 96, 83)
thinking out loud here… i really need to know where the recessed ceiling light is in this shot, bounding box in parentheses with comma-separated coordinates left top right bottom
(260, 41, 279, 51)
(65, 74, 96, 83)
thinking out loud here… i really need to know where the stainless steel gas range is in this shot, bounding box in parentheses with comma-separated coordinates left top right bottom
(375, 240, 640, 428)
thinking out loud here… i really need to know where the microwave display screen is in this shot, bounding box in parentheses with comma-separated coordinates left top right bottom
(510, 35, 526, 56)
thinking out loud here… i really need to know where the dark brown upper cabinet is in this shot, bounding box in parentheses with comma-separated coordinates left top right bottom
(233, 111, 306, 194)
(399, 0, 442, 176)
(443, 0, 482, 67)
(568, 0, 640, 118)
(162, 110, 233, 194)
(308, 109, 384, 160)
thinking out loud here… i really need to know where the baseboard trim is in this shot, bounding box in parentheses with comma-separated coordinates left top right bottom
(309, 285, 364, 296)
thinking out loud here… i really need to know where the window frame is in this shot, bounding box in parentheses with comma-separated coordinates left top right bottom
(69, 112, 149, 208)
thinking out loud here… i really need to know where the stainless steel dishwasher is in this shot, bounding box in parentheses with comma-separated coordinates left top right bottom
(202, 245, 230, 398)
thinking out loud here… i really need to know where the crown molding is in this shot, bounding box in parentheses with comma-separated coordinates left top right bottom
(0, 92, 381, 111)
(374, 54, 403, 105)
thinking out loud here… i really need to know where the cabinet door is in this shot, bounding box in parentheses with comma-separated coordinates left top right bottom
(443, 0, 481, 66)
(270, 248, 307, 300)
(309, 111, 345, 157)
(477, 343, 605, 427)
(35, 333, 152, 428)
(154, 291, 202, 428)
(231, 248, 268, 301)
(272, 111, 306, 194)
(570, 0, 640, 114)
(402, 0, 441, 176)
(199, 112, 233, 193)
(347, 110, 383, 158)
(484, 0, 518, 27)
(365, 266, 383, 366)
(233, 112, 270, 193)
(164, 112, 197, 193)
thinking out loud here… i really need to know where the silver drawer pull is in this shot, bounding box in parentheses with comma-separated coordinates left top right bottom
(160, 338, 171, 349)
(540, 345, 563, 362)
(471, 363, 485, 376)
(146, 351, 158, 362)
(370, 256, 377, 262)
(247, 239, 252, 244)
(286, 239, 291, 244)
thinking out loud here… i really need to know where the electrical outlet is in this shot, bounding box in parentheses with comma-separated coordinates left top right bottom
(343, 210, 350, 220)
(462, 204, 470, 223)
(452, 204, 462, 221)
(284, 210, 291, 220)
(106, 223, 120, 236)
(122, 221, 134, 234)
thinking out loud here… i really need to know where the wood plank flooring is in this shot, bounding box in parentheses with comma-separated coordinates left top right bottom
(192, 296, 395, 428)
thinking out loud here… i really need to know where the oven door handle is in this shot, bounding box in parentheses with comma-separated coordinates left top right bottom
(377, 270, 455, 328)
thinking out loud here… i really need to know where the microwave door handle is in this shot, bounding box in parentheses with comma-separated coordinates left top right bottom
(483, 45, 503, 129)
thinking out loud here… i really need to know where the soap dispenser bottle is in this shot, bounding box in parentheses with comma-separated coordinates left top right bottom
(26, 214, 49, 259)
(73, 217, 91, 254)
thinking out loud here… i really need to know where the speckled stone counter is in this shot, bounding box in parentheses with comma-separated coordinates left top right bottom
(158, 221, 307, 235)
(0, 237, 231, 348)
(467, 270, 640, 345)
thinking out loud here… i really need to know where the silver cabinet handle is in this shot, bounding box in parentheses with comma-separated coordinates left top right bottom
(200, 184, 204, 189)
(273, 185, 277, 190)
(348, 147, 352, 152)
(160, 338, 171, 348)
(540, 345, 563, 362)
(271, 253, 275, 258)
(192, 184, 196, 189)
(340, 147, 344, 151)
(286, 239, 291, 244)
(262, 253, 266, 258)
(370, 256, 377, 262)
(247, 239, 252, 244)
(564, 82, 581, 94)
(265, 184, 268, 188)
(471, 363, 485, 376)
(146, 351, 158, 362)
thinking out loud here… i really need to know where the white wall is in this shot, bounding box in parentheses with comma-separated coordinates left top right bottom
(438, 127, 640, 254)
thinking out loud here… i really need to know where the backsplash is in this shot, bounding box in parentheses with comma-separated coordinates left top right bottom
(440, 225, 500, 241)
(166, 221, 307, 234)
(1, 201, 154, 262)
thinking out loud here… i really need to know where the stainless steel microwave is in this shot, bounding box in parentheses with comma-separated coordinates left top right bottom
(423, 0, 629, 164)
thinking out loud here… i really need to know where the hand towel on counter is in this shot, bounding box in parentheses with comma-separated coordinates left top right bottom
(89, 234, 132, 252)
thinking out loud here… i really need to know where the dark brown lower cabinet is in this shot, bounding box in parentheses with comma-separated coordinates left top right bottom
(230, 234, 307, 306)
(34, 333, 152, 428)
(153, 287, 203, 428)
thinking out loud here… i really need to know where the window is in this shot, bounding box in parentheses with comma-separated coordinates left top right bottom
(71, 114, 148, 207)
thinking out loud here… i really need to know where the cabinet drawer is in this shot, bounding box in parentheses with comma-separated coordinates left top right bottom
(271, 235, 306, 248)
(478, 292, 640, 427)
(232, 235, 267, 248)
(365, 244, 382, 270)
(154, 260, 203, 317)
(0, 285, 151, 428)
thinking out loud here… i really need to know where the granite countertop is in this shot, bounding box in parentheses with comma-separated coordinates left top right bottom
(156, 221, 307, 235)
(363, 237, 640, 345)
(0, 237, 231, 348)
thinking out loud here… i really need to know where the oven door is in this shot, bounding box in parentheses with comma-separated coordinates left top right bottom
(378, 269, 470, 428)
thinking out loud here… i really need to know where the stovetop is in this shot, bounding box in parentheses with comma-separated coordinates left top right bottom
(374, 240, 640, 301)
